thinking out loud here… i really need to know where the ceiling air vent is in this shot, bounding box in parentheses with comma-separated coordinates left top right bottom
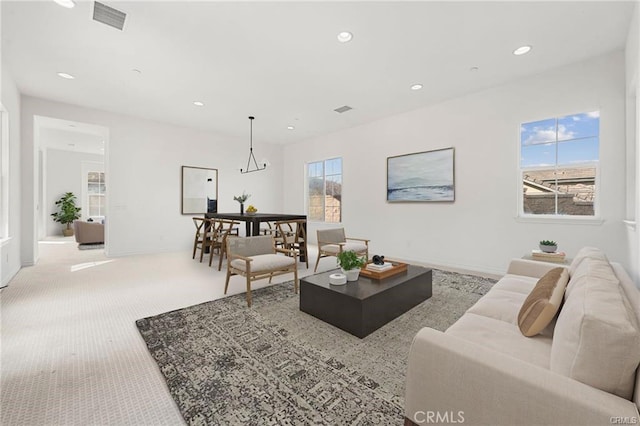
(333, 105, 353, 114)
(93, 2, 126, 31)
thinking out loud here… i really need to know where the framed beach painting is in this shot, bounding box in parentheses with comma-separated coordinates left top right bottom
(387, 147, 455, 202)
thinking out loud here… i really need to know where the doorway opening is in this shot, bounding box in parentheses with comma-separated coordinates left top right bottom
(35, 116, 109, 253)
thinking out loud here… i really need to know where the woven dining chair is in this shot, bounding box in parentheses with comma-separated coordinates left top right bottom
(225, 235, 298, 307)
(206, 219, 241, 270)
(274, 219, 308, 269)
(192, 217, 209, 262)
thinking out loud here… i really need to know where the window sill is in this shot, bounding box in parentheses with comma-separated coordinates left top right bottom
(0, 236, 12, 247)
(515, 215, 604, 225)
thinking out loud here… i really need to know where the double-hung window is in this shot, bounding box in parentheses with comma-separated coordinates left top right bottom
(520, 111, 599, 217)
(307, 158, 342, 223)
(87, 171, 106, 217)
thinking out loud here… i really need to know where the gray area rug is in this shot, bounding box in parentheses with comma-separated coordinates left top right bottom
(136, 270, 496, 425)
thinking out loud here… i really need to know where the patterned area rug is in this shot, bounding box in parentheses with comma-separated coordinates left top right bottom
(136, 270, 495, 425)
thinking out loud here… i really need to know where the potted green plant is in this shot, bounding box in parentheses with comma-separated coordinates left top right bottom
(51, 192, 82, 237)
(539, 240, 558, 253)
(336, 250, 367, 281)
(233, 191, 251, 214)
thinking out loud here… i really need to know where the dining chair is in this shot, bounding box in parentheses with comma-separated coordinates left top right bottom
(260, 221, 276, 236)
(225, 235, 298, 307)
(206, 219, 240, 270)
(274, 219, 308, 269)
(314, 228, 370, 272)
(192, 217, 209, 262)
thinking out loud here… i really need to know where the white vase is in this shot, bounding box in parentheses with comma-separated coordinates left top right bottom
(342, 268, 361, 281)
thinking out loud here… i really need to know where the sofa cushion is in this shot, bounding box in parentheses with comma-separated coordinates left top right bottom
(566, 250, 618, 299)
(466, 289, 528, 325)
(518, 267, 569, 337)
(492, 274, 538, 295)
(568, 246, 608, 276)
(446, 313, 552, 368)
(551, 266, 640, 400)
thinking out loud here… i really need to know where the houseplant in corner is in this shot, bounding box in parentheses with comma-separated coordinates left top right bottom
(51, 192, 82, 237)
(336, 250, 367, 282)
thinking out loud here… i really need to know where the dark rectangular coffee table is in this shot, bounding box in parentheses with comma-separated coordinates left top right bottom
(299, 265, 432, 338)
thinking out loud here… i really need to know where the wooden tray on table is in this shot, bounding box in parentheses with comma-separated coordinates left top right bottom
(359, 260, 408, 280)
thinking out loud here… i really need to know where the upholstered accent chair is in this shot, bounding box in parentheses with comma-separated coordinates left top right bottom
(225, 235, 298, 307)
(314, 228, 369, 272)
(74, 220, 104, 244)
(274, 219, 308, 269)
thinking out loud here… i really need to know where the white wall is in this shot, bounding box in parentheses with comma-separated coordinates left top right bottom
(0, 45, 22, 285)
(626, 3, 640, 285)
(45, 148, 104, 237)
(283, 51, 628, 276)
(20, 97, 283, 259)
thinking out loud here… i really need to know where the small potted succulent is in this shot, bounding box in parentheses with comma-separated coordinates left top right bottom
(539, 240, 558, 253)
(336, 250, 367, 281)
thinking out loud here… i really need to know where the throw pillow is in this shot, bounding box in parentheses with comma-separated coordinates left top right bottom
(518, 267, 569, 337)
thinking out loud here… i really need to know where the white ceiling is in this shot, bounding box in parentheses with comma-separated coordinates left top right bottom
(2, 1, 635, 145)
(36, 116, 106, 155)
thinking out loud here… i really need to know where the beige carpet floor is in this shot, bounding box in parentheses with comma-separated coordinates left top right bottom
(1, 238, 336, 426)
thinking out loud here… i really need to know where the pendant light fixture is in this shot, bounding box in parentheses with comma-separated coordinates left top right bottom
(240, 116, 267, 174)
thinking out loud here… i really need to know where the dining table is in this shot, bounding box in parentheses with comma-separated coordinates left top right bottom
(204, 212, 308, 261)
(204, 212, 305, 236)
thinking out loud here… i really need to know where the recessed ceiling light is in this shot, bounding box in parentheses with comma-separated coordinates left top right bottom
(410, 84, 423, 91)
(193, 101, 204, 107)
(287, 126, 295, 130)
(470, 66, 479, 72)
(513, 45, 532, 56)
(337, 31, 353, 43)
(53, 0, 75, 8)
(57, 72, 75, 80)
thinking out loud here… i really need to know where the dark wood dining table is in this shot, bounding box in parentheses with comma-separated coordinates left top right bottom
(204, 212, 308, 261)
(205, 212, 305, 236)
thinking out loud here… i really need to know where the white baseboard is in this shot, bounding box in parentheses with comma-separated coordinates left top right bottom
(2, 265, 21, 287)
(391, 255, 505, 280)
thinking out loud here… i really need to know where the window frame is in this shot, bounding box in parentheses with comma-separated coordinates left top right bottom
(87, 171, 106, 218)
(306, 157, 343, 223)
(0, 104, 9, 239)
(517, 111, 602, 222)
(81, 161, 105, 220)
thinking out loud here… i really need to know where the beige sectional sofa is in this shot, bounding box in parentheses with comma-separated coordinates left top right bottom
(405, 247, 640, 426)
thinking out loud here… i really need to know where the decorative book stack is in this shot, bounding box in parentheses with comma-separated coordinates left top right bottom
(365, 262, 394, 272)
(531, 249, 566, 263)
